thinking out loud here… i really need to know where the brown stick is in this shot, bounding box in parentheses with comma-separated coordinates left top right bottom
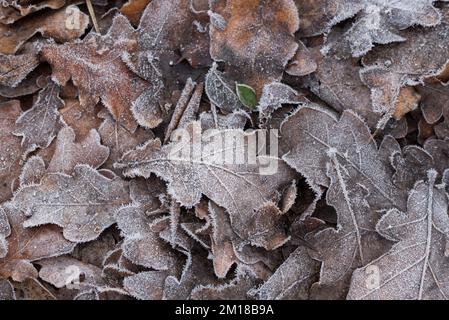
(86, 0, 100, 33)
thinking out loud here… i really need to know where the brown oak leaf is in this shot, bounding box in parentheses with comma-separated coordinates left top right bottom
(0, 202, 75, 282)
(41, 14, 151, 132)
(209, 0, 299, 95)
(13, 164, 130, 243)
(13, 80, 65, 155)
(0, 5, 89, 54)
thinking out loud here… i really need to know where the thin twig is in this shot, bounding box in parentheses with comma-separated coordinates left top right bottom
(367, 128, 380, 144)
(86, 0, 100, 33)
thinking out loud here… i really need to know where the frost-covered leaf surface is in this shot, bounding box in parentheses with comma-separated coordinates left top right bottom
(0, 100, 23, 203)
(0, 203, 75, 282)
(0, 0, 449, 300)
(13, 165, 130, 243)
(13, 80, 65, 155)
(320, 0, 445, 58)
(209, 0, 299, 94)
(347, 171, 449, 300)
(116, 123, 296, 250)
(41, 14, 151, 132)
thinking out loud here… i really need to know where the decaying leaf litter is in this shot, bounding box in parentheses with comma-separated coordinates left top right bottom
(0, 0, 449, 300)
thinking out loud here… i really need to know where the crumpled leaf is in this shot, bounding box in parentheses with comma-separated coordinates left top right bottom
(120, 0, 151, 25)
(0, 279, 15, 300)
(13, 80, 65, 155)
(163, 248, 219, 300)
(41, 14, 151, 132)
(0, 52, 39, 88)
(13, 164, 130, 243)
(347, 170, 449, 300)
(300, 48, 381, 128)
(199, 110, 248, 130)
(282, 104, 404, 208)
(208, 201, 238, 278)
(236, 83, 257, 109)
(138, 0, 194, 52)
(294, 0, 353, 37)
(37, 256, 104, 291)
(417, 80, 449, 125)
(2, 0, 449, 301)
(360, 8, 449, 128)
(320, 0, 445, 58)
(123, 270, 169, 300)
(209, 0, 299, 95)
(12, 278, 56, 300)
(0, 5, 89, 55)
(127, 0, 202, 128)
(285, 41, 317, 77)
(115, 205, 178, 270)
(0, 202, 75, 282)
(0, 69, 42, 99)
(249, 247, 319, 300)
(59, 99, 103, 141)
(0, 204, 11, 259)
(98, 110, 154, 174)
(205, 62, 243, 113)
(116, 122, 296, 249)
(164, 78, 203, 143)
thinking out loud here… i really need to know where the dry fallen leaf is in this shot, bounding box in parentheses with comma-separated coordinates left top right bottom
(321, 0, 445, 58)
(13, 165, 130, 243)
(0, 52, 39, 87)
(41, 14, 150, 132)
(209, 0, 299, 95)
(0, 100, 23, 203)
(13, 80, 65, 155)
(0, 5, 89, 55)
(0, 0, 66, 24)
(116, 122, 296, 250)
(0, 202, 75, 282)
(0, 0, 449, 301)
(348, 170, 449, 300)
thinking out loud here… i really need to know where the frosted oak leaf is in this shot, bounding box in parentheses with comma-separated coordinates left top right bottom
(13, 80, 65, 155)
(116, 122, 296, 250)
(209, 0, 299, 95)
(347, 170, 449, 300)
(0, 203, 75, 282)
(41, 14, 152, 132)
(13, 165, 130, 243)
(320, 0, 445, 58)
(281, 105, 404, 286)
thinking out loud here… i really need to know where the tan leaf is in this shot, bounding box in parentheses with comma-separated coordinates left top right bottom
(41, 14, 151, 132)
(209, 0, 299, 95)
(0, 203, 75, 282)
(0, 0, 66, 24)
(13, 165, 130, 243)
(120, 0, 151, 25)
(13, 80, 65, 155)
(0, 5, 89, 54)
(0, 52, 39, 87)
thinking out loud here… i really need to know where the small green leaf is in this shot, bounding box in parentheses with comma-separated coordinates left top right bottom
(236, 83, 257, 108)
